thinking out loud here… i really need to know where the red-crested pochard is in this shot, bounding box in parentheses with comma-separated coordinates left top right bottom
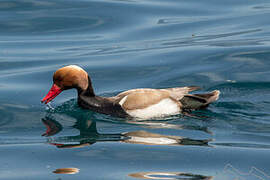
(41, 65, 220, 119)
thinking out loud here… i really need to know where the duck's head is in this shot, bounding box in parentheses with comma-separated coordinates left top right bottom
(41, 65, 93, 104)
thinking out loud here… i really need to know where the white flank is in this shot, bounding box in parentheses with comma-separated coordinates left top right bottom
(126, 98, 180, 119)
(129, 136, 178, 145)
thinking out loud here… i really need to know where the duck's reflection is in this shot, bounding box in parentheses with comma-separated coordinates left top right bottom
(41, 116, 211, 148)
(125, 119, 212, 135)
(129, 171, 213, 180)
(123, 130, 210, 146)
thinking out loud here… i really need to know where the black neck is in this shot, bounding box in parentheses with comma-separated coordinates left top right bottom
(77, 76, 129, 118)
(78, 76, 95, 97)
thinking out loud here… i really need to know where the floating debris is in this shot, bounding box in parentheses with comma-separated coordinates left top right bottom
(53, 168, 79, 174)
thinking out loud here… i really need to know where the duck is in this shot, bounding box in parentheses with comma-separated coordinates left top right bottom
(41, 65, 220, 119)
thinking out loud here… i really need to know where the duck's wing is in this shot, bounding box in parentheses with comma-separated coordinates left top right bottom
(112, 89, 175, 110)
(110, 86, 200, 109)
(164, 86, 200, 100)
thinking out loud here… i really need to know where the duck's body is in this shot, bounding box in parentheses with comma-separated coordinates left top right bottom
(42, 65, 220, 119)
(79, 86, 219, 119)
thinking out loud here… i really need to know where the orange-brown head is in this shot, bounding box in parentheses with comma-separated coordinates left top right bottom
(41, 65, 92, 104)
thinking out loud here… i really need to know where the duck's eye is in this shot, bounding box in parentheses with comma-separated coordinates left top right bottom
(62, 85, 73, 90)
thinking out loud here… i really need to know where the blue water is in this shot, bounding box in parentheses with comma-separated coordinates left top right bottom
(1, 0, 270, 179)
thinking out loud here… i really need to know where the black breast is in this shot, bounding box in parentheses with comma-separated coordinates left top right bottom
(78, 95, 129, 118)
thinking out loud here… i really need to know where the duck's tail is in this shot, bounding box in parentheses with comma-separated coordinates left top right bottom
(180, 90, 220, 110)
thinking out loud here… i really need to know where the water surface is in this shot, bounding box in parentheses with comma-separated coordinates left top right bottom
(1, 0, 270, 179)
